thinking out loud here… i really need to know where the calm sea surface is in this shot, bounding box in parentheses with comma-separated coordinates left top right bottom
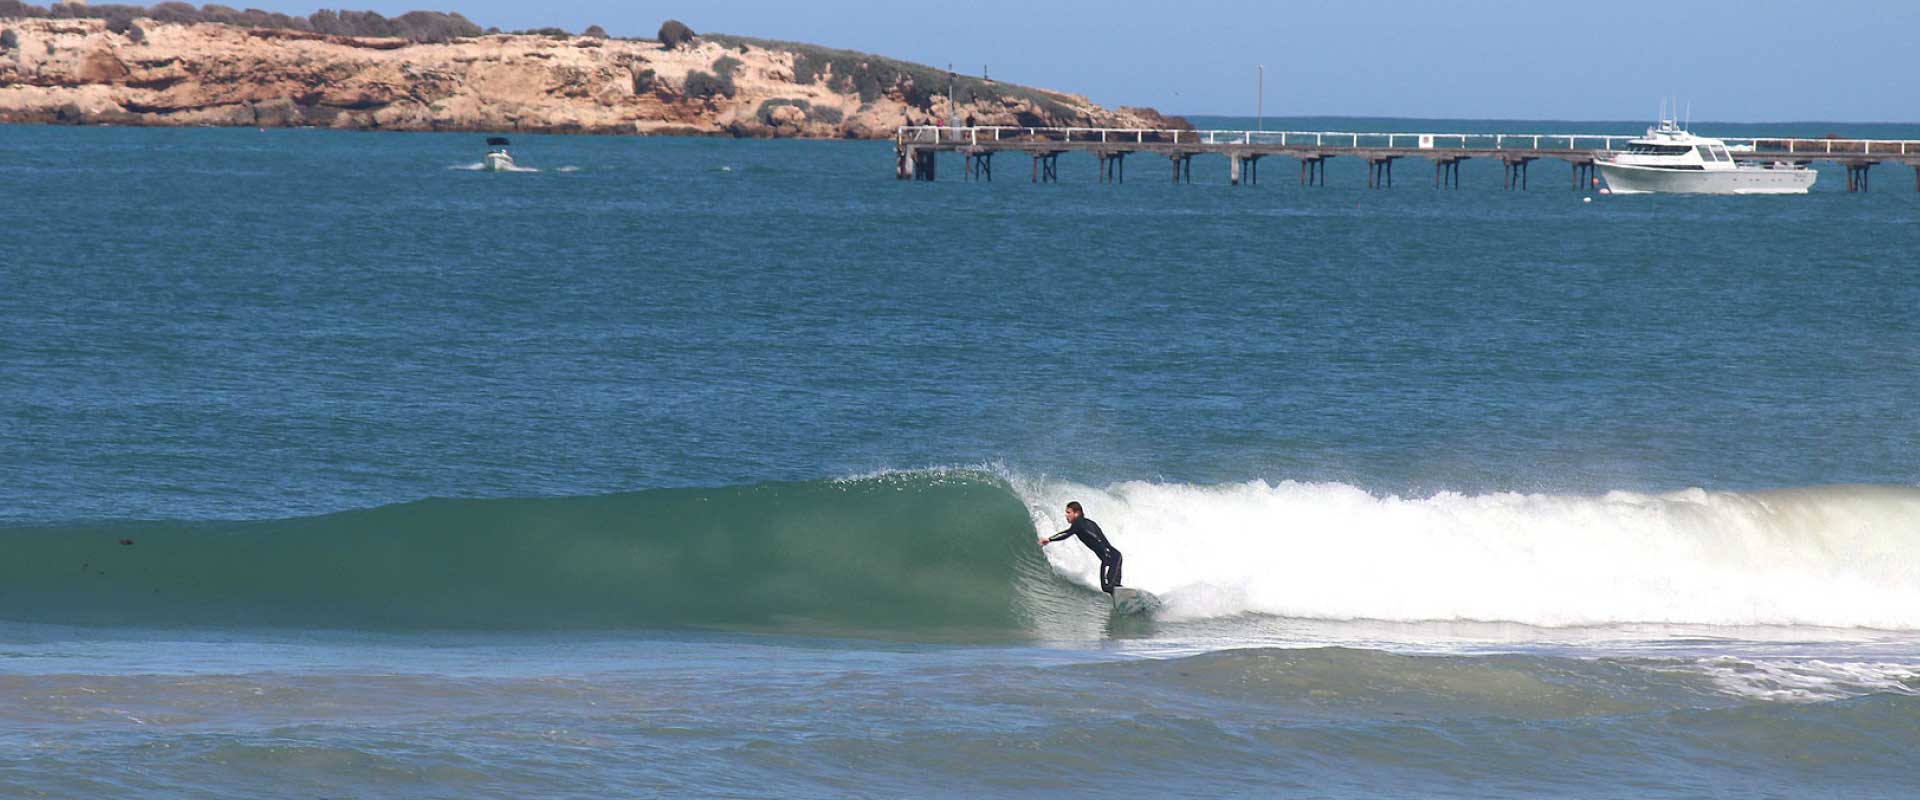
(3, 117, 1918, 798)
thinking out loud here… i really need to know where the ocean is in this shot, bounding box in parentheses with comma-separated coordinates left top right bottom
(2, 116, 1918, 798)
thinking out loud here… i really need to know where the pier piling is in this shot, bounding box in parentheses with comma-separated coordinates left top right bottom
(1169, 153, 1194, 183)
(1298, 156, 1327, 186)
(1502, 157, 1535, 190)
(1844, 161, 1876, 192)
(1571, 160, 1596, 191)
(963, 150, 993, 181)
(1030, 151, 1060, 183)
(1367, 157, 1397, 189)
(1097, 151, 1130, 184)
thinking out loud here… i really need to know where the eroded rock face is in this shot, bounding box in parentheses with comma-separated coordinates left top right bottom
(0, 18, 1184, 137)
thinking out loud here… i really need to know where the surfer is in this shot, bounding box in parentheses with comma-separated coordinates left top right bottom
(1038, 501, 1122, 594)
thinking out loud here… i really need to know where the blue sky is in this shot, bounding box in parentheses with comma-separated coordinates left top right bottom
(245, 1, 1917, 122)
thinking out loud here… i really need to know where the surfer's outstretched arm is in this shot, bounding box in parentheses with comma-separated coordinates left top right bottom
(1044, 523, 1080, 544)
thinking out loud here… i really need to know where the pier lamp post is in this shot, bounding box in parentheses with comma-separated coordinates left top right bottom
(1257, 64, 1264, 131)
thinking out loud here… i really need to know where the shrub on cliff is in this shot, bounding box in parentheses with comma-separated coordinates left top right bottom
(391, 10, 481, 40)
(755, 97, 811, 125)
(146, 2, 199, 24)
(710, 33, 1083, 120)
(582, 24, 607, 39)
(632, 68, 656, 94)
(0, 28, 16, 50)
(657, 18, 693, 49)
(712, 55, 741, 77)
(310, 9, 481, 40)
(682, 69, 734, 100)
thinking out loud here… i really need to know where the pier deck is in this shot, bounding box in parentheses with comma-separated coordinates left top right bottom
(895, 126, 1920, 191)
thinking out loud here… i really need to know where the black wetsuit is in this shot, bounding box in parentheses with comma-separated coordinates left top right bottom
(1048, 517, 1122, 593)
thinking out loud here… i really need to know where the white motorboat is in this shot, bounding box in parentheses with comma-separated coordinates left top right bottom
(1597, 119, 1814, 194)
(483, 137, 515, 171)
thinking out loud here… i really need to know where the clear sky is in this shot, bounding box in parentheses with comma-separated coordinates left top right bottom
(244, 0, 1918, 122)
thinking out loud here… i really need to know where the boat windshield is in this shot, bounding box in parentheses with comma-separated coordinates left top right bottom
(1626, 143, 1693, 156)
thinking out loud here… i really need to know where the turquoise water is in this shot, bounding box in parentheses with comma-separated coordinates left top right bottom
(3, 119, 1919, 797)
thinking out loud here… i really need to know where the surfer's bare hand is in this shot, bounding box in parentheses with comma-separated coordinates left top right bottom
(1037, 538, 1048, 547)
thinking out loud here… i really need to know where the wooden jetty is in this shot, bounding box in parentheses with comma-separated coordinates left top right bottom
(895, 126, 1920, 192)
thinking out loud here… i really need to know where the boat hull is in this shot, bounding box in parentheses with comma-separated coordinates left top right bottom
(483, 152, 515, 172)
(1598, 162, 1815, 195)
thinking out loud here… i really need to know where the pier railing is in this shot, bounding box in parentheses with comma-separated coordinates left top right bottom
(896, 125, 1920, 156)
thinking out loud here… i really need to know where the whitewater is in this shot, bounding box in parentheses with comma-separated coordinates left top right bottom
(1019, 475, 1920, 630)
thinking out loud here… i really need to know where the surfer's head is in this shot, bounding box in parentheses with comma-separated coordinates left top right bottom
(1065, 501, 1082, 522)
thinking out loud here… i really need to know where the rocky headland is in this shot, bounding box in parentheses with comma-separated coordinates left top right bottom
(0, 11, 1186, 138)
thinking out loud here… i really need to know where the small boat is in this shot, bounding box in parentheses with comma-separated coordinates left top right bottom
(1597, 119, 1814, 195)
(483, 137, 515, 172)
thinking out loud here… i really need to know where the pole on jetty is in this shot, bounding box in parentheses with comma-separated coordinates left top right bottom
(1256, 65, 1264, 131)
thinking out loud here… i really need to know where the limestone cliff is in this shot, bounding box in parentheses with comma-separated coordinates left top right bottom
(0, 17, 1186, 137)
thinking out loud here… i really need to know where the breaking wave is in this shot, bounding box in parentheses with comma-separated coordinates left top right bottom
(5, 470, 1917, 633)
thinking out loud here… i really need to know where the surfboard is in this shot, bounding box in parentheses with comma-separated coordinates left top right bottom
(1110, 587, 1163, 617)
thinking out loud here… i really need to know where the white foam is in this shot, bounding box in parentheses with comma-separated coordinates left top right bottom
(1695, 657, 1920, 702)
(1011, 477, 1920, 630)
(449, 162, 542, 172)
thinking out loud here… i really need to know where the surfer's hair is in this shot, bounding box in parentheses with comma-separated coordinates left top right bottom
(1066, 501, 1083, 514)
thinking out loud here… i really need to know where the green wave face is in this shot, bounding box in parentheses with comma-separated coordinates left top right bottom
(0, 472, 1051, 634)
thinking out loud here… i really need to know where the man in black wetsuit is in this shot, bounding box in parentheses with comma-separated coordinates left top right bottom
(1038, 501, 1122, 594)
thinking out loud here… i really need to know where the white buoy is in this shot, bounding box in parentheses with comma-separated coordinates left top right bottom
(1583, 197, 1592, 203)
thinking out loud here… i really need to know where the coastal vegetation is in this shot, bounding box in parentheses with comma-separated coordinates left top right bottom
(0, 5, 1179, 137)
(656, 18, 694, 50)
(705, 32, 1075, 123)
(0, 1, 484, 41)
